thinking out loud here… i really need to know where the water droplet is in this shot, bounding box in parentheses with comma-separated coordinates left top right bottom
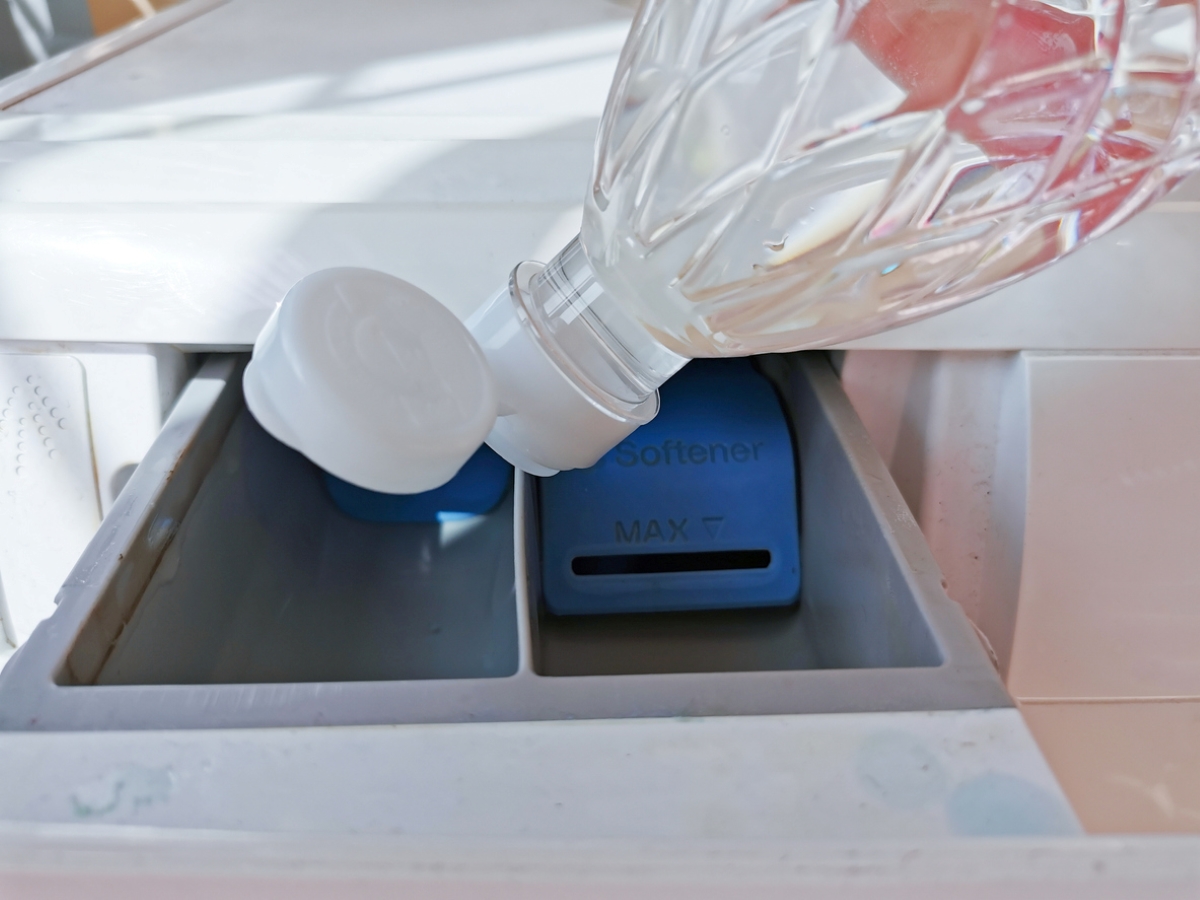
(41, 397, 51, 407)
(15, 466, 24, 477)
(48, 408, 58, 417)
(26, 401, 35, 410)
(57, 419, 66, 429)
(31, 414, 40, 424)
(25, 375, 34, 384)
(15, 454, 24, 464)
(37, 425, 47, 435)
(33, 386, 41, 396)
(0, 409, 8, 419)
(10, 386, 17, 394)
(47, 449, 57, 459)
(15, 442, 23, 451)
(43, 437, 53, 448)
(763, 235, 788, 252)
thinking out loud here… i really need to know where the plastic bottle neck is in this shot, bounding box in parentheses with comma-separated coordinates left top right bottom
(515, 235, 688, 409)
(464, 235, 688, 475)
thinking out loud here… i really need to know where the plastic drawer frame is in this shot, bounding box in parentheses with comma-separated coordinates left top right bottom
(0, 353, 1011, 730)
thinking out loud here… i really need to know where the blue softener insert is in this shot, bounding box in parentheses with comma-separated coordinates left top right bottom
(325, 444, 511, 523)
(538, 359, 801, 615)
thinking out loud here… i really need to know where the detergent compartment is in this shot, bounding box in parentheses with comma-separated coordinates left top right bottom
(0, 353, 1010, 730)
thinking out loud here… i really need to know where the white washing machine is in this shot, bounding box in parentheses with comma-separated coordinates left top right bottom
(0, 0, 1196, 895)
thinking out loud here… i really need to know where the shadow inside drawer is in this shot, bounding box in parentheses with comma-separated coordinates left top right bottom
(83, 412, 519, 685)
(535, 604, 816, 676)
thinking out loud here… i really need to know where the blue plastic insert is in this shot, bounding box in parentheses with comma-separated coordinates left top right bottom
(538, 359, 801, 615)
(325, 444, 511, 523)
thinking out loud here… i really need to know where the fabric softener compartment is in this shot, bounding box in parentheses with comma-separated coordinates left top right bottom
(538, 360, 801, 616)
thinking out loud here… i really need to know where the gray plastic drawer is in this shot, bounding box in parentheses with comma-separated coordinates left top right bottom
(0, 352, 1010, 730)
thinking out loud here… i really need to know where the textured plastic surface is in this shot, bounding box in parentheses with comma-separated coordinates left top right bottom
(478, 0, 1200, 475)
(581, 0, 1200, 355)
(539, 360, 799, 615)
(0, 345, 189, 667)
(325, 444, 512, 523)
(0, 355, 99, 652)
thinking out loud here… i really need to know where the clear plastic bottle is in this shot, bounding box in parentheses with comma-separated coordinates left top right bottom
(470, 0, 1200, 474)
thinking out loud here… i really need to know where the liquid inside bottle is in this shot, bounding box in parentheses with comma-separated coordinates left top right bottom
(469, 0, 1200, 474)
(575, 0, 1200, 357)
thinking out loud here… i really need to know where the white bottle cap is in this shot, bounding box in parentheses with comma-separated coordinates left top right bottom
(243, 268, 498, 494)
